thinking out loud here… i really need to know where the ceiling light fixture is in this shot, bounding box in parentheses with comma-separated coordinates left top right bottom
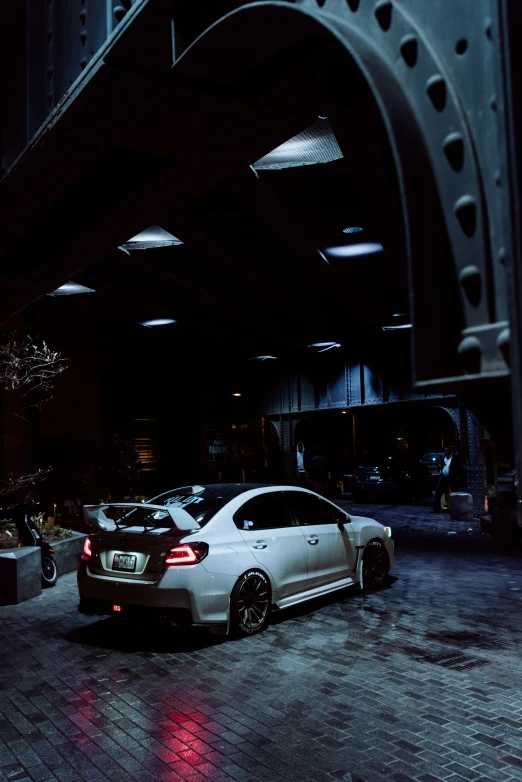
(249, 355, 277, 361)
(343, 226, 363, 234)
(309, 342, 341, 352)
(47, 282, 95, 296)
(382, 323, 413, 331)
(393, 312, 406, 317)
(140, 318, 177, 327)
(252, 117, 343, 170)
(232, 393, 242, 397)
(323, 243, 384, 258)
(120, 225, 183, 251)
(317, 249, 330, 265)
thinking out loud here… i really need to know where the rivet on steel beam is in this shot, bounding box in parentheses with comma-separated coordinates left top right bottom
(374, 1, 393, 31)
(346, 0, 360, 11)
(498, 247, 507, 266)
(495, 169, 502, 187)
(80, 10, 87, 23)
(426, 75, 447, 112)
(458, 337, 482, 375)
(80, 57, 88, 69)
(497, 328, 510, 366)
(485, 20, 493, 40)
(47, 66, 53, 81)
(443, 133, 464, 172)
(400, 35, 418, 68)
(113, 6, 127, 22)
(47, 29, 53, 42)
(80, 31, 87, 45)
(454, 195, 477, 238)
(459, 265, 482, 307)
(490, 95, 497, 112)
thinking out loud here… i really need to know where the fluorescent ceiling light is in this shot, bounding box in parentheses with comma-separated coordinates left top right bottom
(140, 318, 177, 327)
(252, 117, 343, 170)
(343, 226, 363, 234)
(48, 282, 95, 296)
(309, 342, 341, 352)
(393, 312, 406, 317)
(317, 249, 329, 265)
(121, 225, 183, 251)
(232, 393, 242, 397)
(249, 355, 277, 361)
(324, 243, 384, 258)
(382, 323, 413, 331)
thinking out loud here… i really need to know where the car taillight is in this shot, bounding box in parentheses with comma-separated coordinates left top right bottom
(81, 537, 92, 561)
(352, 469, 359, 478)
(165, 542, 208, 566)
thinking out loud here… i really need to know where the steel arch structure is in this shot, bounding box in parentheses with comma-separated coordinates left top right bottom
(0, 0, 521, 512)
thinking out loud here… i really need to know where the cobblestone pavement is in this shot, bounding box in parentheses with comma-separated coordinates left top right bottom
(1, 501, 522, 782)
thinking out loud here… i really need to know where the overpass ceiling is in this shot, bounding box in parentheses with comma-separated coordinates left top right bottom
(28, 141, 409, 374)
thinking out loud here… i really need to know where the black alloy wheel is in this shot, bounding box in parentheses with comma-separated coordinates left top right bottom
(362, 539, 389, 588)
(42, 555, 58, 587)
(231, 570, 270, 636)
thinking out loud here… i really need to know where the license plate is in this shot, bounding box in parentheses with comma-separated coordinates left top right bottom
(113, 553, 136, 572)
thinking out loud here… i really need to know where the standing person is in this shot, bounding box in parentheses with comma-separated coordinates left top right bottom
(433, 447, 453, 512)
(294, 442, 309, 488)
(449, 447, 463, 492)
(310, 446, 329, 497)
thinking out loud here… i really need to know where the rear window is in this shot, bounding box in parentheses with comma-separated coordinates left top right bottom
(150, 485, 237, 528)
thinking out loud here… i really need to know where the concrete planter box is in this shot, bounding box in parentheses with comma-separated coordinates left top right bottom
(0, 546, 42, 606)
(52, 531, 86, 577)
(0, 531, 86, 606)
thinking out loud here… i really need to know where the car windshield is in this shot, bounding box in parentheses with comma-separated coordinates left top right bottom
(421, 453, 444, 462)
(150, 484, 271, 528)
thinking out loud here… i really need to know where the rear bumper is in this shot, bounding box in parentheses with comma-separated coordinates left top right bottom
(78, 596, 193, 625)
(356, 482, 395, 493)
(77, 561, 234, 625)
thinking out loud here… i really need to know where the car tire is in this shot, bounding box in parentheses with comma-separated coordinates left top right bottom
(42, 555, 57, 587)
(362, 539, 390, 589)
(230, 570, 271, 637)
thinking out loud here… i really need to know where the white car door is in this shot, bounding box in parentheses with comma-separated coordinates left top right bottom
(235, 491, 308, 599)
(288, 492, 356, 589)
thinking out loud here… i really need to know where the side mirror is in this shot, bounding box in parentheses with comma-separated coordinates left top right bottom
(337, 514, 350, 531)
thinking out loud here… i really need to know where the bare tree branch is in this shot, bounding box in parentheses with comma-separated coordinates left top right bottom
(0, 467, 53, 497)
(0, 332, 67, 411)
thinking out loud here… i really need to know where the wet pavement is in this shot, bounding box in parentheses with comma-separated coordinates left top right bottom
(1, 501, 522, 782)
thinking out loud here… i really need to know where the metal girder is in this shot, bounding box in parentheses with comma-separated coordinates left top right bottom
(261, 361, 456, 415)
(0, 1, 519, 473)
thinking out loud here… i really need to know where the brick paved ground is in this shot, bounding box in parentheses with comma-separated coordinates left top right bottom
(1, 500, 522, 782)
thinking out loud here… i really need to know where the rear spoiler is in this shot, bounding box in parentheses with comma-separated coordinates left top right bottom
(83, 503, 200, 532)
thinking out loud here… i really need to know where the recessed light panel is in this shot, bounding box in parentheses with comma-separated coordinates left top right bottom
(122, 225, 183, 250)
(249, 356, 277, 361)
(343, 226, 363, 234)
(323, 243, 384, 258)
(47, 282, 95, 296)
(382, 323, 413, 331)
(309, 342, 341, 352)
(252, 118, 343, 170)
(140, 318, 177, 327)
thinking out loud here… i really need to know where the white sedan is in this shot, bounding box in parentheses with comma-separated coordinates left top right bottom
(77, 483, 395, 636)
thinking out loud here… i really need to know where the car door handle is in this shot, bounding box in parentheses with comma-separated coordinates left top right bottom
(307, 536, 319, 545)
(253, 541, 267, 549)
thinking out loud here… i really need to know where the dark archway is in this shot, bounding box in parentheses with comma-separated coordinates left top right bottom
(171, 0, 495, 386)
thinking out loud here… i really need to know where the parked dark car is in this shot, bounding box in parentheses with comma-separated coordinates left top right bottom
(351, 456, 431, 502)
(419, 452, 445, 488)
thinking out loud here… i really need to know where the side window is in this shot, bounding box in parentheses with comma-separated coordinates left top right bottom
(233, 493, 295, 531)
(288, 493, 337, 526)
